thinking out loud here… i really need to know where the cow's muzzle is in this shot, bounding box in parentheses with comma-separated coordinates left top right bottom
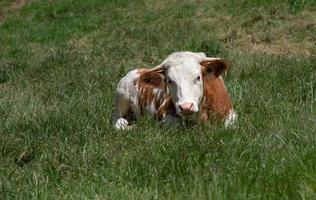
(179, 102, 195, 115)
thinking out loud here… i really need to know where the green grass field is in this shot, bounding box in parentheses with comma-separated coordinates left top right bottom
(0, 0, 316, 199)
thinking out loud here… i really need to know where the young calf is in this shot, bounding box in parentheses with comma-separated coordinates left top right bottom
(112, 51, 237, 130)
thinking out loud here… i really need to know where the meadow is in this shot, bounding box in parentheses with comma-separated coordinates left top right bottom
(0, 0, 316, 199)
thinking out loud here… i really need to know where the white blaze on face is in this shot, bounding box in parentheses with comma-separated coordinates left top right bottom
(163, 53, 205, 116)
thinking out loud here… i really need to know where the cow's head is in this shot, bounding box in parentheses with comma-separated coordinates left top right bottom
(141, 52, 229, 119)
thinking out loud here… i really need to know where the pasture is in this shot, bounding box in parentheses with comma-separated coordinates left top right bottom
(0, 0, 315, 199)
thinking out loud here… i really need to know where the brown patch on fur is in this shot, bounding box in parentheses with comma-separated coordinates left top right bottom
(199, 77, 233, 123)
(199, 59, 232, 123)
(139, 70, 165, 88)
(137, 69, 166, 115)
(201, 60, 229, 78)
(157, 95, 176, 120)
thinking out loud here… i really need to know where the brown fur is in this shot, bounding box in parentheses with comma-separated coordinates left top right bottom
(157, 95, 177, 120)
(199, 77, 233, 123)
(137, 69, 169, 117)
(201, 59, 229, 78)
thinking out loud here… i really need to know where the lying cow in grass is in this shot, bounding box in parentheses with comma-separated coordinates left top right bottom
(112, 51, 237, 130)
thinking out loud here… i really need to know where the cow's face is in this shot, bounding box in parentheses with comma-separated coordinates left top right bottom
(141, 52, 228, 119)
(163, 56, 204, 118)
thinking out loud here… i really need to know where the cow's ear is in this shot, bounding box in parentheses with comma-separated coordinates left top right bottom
(139, 70, 165, 88)
(201, 59, 228, 78)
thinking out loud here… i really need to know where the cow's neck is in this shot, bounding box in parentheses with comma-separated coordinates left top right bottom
(200, 77, 233, 122)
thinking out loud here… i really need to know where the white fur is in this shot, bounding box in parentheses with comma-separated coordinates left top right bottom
(161, 52, 206, 116)
(112, 69, 140, 130)
(224, 109, 237, 128)
(115, 118, 130, 130)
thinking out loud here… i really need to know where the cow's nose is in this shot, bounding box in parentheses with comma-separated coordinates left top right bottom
(179, 102, 194, 115)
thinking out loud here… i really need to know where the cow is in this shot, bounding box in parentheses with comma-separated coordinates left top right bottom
(112, 51, 237, 130)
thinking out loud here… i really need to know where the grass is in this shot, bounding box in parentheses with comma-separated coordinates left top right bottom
(0, 0, 316, 199)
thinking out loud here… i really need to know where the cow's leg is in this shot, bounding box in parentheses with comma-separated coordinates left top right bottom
(112, 94, 132, 130)
(224, 110, 237, 128)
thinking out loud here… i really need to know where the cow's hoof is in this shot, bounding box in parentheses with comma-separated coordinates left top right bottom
(115, 118, 130, 130)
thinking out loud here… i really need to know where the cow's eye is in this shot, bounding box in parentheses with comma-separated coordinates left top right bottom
(167, 79, 173, 84)
(196, 76, 201, 81)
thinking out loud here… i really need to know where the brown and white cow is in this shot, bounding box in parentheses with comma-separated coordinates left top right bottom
(112, 51, 237, 130)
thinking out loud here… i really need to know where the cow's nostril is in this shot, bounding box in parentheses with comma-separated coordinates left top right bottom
(179, 102, 194, 114)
